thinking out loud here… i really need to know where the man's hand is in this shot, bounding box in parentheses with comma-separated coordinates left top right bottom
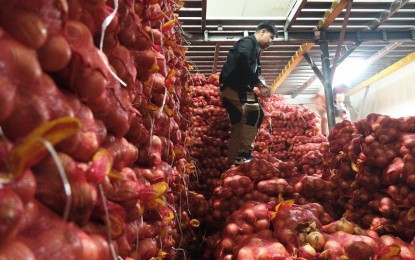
(258, 84, 271, 98)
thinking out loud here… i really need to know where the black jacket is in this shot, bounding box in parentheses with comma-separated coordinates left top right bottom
(219, 35, 262, 91)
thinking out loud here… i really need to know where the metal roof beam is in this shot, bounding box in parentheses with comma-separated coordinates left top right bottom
(303, 53, 324, 84)
(187, 29, 415, 43)
(291, 74, 318, 98)
(271, 43, 314, 93)
(212, 43, 220, 73)
(291, 41, 362, 98)
(285, 0, 307, 31)
(365, 0, 411, 31)
(330, 0, 354, 82)
(366, 42, 403, 64)
(201, 0, 207, 32)
(320, 38, 336, 130)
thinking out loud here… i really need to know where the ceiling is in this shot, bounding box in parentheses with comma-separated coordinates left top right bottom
(177, 0, 415, 104)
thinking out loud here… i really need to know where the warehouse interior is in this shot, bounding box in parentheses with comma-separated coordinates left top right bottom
(178, 0, 415, 109)
(2, 0, 415, 259)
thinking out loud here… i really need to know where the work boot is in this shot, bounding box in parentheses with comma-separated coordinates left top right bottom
(234, 150, 254, 165)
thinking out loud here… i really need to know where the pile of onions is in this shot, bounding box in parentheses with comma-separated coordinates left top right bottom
(187, 93, 415, 257)
(202, 100, 415, 257)
(4, 0, 415, 257)
(0, 0, 206, 259)
(186, 73, 230, 196)
(325, 113, 415, 242)
(255, 95, 329, 176)
(207, 201, 290, 259)
(205, 196, 413, 260)
(209, 159, 295, 228)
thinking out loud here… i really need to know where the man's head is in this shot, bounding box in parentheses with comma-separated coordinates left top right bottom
(255, 21, 277, 50)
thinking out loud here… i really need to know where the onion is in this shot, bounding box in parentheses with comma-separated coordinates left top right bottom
(74, 68, 107, 101)
(0, 188, 24, 241)
(336, 218, 356, 234)
(306, 231, 325, 251)
(2, 9, 48, 49)
(225, 223, 239, 238)
(0, 240, 35, 260)
(2, 92, 51, 141)
(221, 237, 234, 252)
(254, 219, 270, 231)
(4, 169, 36, 204)
(0, 75, 16, 122)
(298, 243, 317, 257)
(323, 239, 342, 251)
(118, 21, 136, 47)
(239, 223, 254, 235)
(242, 208, 256, 224)
(2, 38, 43, 85)
(37, 35, 72, 71)
(344, 240, 375, 260)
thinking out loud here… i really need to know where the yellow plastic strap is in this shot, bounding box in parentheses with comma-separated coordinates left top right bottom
(164, 106, 173, 117)
(274, 193, 294, 213)
(92, 148, 113, 175)
(145, 102, 160, 112)
(162, 20, 175, 32)
(143, 182, 169, 201)
(162, 208, 174, 224)
(149, 64, 160, 72)
(10, 117, 81, 178)
(190, 219, 200, 227)
(351, 162, 358, 172)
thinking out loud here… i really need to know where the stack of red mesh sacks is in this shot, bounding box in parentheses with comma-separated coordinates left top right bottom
(0, 0, 204, 259)
(206, 172, 415, 259)
(256, 95, 328, 168)
(187, 73, 230, 197)
(256, 95, 340, 218)
(328, 114, 415, 243)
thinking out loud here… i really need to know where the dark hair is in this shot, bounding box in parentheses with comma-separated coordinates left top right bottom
(256, 21, 278, 36)
(332, 84, 348, 98)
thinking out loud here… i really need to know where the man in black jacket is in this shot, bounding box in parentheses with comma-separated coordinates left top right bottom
(220, 21, 277, 165)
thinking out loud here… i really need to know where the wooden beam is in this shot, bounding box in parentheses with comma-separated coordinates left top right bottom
(317, 0, 350, 30)
(271, 43, 314, 93)
(212, 43, 220, 73)
(346, 52, 415, 96)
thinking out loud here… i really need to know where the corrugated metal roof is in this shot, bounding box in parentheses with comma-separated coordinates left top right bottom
(178, 0, 415, 103)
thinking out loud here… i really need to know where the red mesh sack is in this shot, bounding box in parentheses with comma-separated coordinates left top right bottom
(17, 199, 111, 260)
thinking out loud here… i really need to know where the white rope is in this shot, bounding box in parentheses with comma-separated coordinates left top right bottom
(99, 0, 127, 87)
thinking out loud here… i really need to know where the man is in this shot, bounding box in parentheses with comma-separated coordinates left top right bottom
(219, 21, 277, 165)
(312, 85, 351, 135)
(334, 91, 351, 123)
(312, 87, 328, 136)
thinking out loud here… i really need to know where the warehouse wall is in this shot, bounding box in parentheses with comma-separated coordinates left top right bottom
(349, 61, 415, 120)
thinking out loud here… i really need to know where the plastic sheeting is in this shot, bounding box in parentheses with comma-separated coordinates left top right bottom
(349, 61, 415, 121)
